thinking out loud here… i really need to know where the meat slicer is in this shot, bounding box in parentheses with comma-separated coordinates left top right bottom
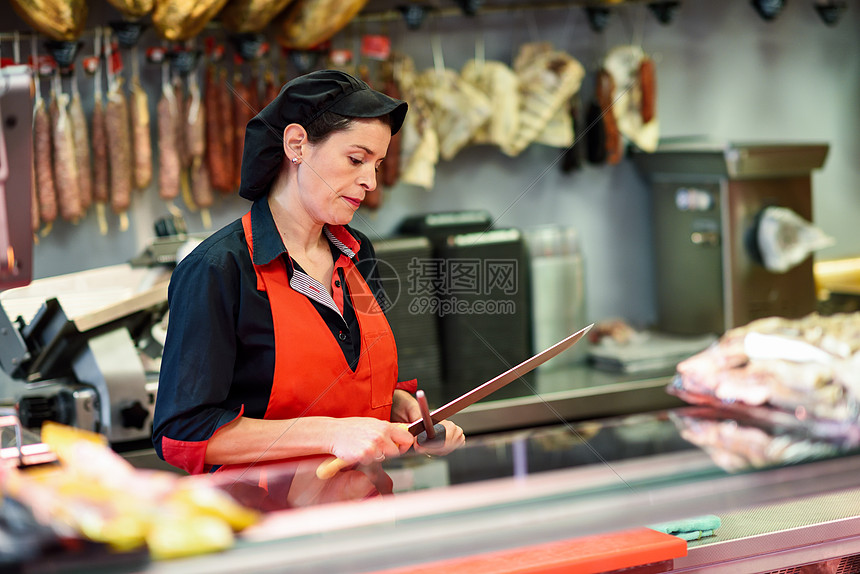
(0, 266, 169, 447)
(1, 63, 168, 447)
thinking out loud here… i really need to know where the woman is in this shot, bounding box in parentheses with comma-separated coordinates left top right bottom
(152, 70, 464, 481)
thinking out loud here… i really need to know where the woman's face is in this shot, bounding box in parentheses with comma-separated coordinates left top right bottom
(297, 118, 391, 226)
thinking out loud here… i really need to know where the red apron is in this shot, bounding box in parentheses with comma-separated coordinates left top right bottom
(213, 213, 399, 504)
(241, 211, 398, 421)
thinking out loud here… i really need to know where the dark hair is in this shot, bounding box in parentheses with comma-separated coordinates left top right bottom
(304, 110, 392, 144)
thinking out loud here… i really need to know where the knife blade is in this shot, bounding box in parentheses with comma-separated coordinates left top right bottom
(316, 324, 593, 479)
(406, 323, 593, 435)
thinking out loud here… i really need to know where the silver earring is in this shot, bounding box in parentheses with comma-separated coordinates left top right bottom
(291, 156, 301, 164)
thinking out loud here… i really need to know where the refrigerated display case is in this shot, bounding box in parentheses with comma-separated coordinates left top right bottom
(97, 407, 860, 573)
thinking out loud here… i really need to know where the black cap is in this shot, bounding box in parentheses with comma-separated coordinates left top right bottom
(238, 69, 408, 201)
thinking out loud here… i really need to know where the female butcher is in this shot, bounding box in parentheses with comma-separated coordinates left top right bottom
(152, 70, 464, 481)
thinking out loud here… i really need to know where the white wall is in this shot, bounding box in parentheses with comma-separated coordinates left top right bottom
(4, 1, 858, 328)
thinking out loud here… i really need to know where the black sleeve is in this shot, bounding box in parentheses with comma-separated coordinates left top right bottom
(151, 243, 244, 463)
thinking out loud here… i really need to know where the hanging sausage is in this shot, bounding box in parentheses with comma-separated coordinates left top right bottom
(380, 61, 402, 188)
(203, 42, 232, 194)
(88, 29, 110, 234)
(603, 45, 659, 154)
(186, 70, 214, 228)
(69, 67, 93, 213)
(157, 59, 181, 204)
(218, 66, 236, 192)
(639, 56, 656, 124)
(31, 39, 57, 232)
(596, 68, 622, 165)
(49, 71, 83, 222)
(104, 32, 134, 228)
(129, 51, 153, 191)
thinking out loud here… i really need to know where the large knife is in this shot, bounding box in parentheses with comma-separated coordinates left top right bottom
(316, 324, 593, 479)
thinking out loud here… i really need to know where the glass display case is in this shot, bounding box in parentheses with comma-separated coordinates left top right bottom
(131, 407, 860, 574)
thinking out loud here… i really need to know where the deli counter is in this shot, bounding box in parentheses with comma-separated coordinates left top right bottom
(6, 404, 860, 574)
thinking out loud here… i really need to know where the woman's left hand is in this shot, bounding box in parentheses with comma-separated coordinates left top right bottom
(413, 420, 465, 456)
(390, 390, 466, 456)
(391, 389, 421, 424)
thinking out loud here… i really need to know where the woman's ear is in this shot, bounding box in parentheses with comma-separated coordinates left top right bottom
(283, 123, 307, 163)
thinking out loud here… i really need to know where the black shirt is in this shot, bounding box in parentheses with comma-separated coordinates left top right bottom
(151, 198, 385, 462)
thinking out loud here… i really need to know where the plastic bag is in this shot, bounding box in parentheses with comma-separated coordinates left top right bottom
(757, 206, 835, 273)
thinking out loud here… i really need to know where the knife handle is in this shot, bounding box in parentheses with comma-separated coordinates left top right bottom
(316, 456, 351, 479)
(316, 423, 411, 479)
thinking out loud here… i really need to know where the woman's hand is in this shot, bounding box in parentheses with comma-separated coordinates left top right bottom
(414, 420, 465, 456)
(326, 417, 414, 465)
(390, 389, 421, 424)
(390, 390, 466, 456)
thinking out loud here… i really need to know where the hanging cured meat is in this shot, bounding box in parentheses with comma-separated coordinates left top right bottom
(503, 43, 584, 157)
(105, 0, 154, 19)
(89, 30, 110, 234)
(33, 96, 57, 226)
(275, 0, 369, 50)
(218, 67, 236, 192)
(460, 59, 520, 151)
(105, 82, 134, 215)
(10, 0, 87, 41)
(173, 77, 190, 172)
(232, 68, 254, 190)
(68, 73, 93, 212)
(186, 79, 214, 222)
(639, 56, 656, 124)
(415, 67, 491, 161)
(49, 82, 83, 222)
(596, 68, 622, 165)
(395, 56, 439, 190)
(91, 93, 109, 216)
(103, 34, 134, 220)
(152, 0, 230, 42)
(603, 45, 659, 153)
(204, 61, 231, 193)
(129, 63, 153, 190)
(221, 0, 296, 33)
(157, 78, 181, 201)
(380, 65, 402, 188)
